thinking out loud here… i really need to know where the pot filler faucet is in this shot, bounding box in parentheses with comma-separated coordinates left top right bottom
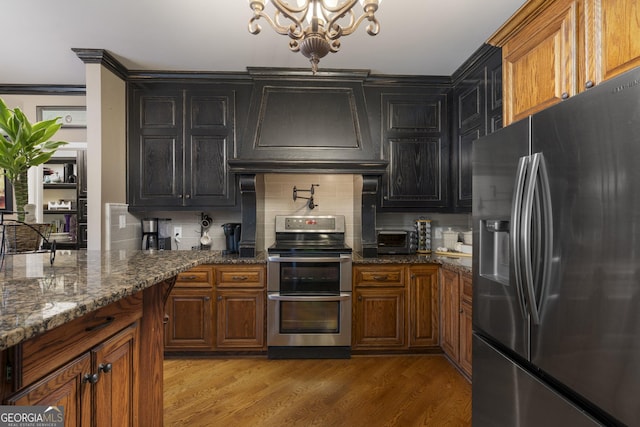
(292, 184, 319, 209)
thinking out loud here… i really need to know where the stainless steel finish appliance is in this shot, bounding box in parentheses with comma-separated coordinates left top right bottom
(376, 229, 415, 255)
(472, 66, 640, 426)
(141, 218, 171, 250)
(267, 215, 352, 359)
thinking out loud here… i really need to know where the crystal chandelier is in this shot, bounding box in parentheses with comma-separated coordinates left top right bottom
(248, 0, 381, 74)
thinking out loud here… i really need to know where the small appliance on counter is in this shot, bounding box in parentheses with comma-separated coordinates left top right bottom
(141, 218, 172, 250)
(376, 229, 415, 255)
(221, 223, 241, 255)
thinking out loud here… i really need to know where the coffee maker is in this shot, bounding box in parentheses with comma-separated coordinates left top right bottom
(141, 218, 172, 250)
(221, 223, 241, 255)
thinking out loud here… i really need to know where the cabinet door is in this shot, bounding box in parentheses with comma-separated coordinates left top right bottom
(459, 273, 473, 378)
(502, 0, 579, 125)
(184, 91, 236, 207)
(353, 287, 406, 349)
(164, 289, 214, 350)
(380, 92, 449, 210)
(409, 266, 439, 347)
(129, 88, 184, 208)
(92, 324, 139, 427)
(216, 289, 265, 349)
(6, 353, 91, 427)
(592, 0, 640, 82)
(440, 268, 460, 361)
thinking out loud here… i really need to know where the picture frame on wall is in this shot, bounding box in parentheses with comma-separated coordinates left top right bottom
(36, 106, 87, 128)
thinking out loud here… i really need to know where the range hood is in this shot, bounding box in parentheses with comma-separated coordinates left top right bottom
(231, 68, 385, 175)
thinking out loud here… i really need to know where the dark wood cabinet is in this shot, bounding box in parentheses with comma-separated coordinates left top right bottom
(451, 44, 502, 211)
(164, 266, 215, 351)
(164, 265, 266, 353)
(440, 267, 472, 379)
(128, 85, 237, 210)
(378, 90, 450, 210)
(215, 265, 266, 350)
(353, 264, 440, 351)
(408, 265, 439, 347)
(5, 298, 142, 426)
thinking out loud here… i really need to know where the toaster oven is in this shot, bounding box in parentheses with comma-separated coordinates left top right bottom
(376, 230, 416, 255)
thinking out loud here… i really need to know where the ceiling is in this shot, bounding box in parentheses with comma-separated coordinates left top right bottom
(3, 0, 525, 86)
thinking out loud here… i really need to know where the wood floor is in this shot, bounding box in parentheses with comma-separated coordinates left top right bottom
(164, 355, 471, 426)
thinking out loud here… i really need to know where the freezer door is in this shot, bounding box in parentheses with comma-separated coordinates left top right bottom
(473, 334, 601, 427)
(531, 67, 640, 426)
(472, 118, 530, 359)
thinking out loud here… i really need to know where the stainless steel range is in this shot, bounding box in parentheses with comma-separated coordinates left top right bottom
(267, 215, 352, 359)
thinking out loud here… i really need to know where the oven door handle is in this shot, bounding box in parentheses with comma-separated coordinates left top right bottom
(268, 293, 352, 302)
(267, 255, 352, 263)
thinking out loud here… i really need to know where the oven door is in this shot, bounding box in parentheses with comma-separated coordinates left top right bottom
(267, 293, 352, 346)
(267, 254, 352, 293)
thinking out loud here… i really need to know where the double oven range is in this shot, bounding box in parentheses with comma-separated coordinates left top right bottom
(267, 215, 352, 359)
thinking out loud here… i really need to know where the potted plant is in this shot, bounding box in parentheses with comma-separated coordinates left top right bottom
(0, 98, 67, 222)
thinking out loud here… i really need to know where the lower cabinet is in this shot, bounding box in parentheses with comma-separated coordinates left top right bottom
(164, 266, 215, 351)
(215, 265, 265, 350)
(3, 294, 142, 426)
(164, 264, 266, 353)
(440, 267, 473, 378)
(353, 264, 439, 351)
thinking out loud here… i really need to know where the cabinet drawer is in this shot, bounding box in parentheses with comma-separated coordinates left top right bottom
(18, 293, 143, 387)
(216, 265, 265, 288)
(354, 265, 405, 287)
(175, 266, 213, 288)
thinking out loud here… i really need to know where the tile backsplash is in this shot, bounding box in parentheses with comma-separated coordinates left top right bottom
(107, 174, 470, 253)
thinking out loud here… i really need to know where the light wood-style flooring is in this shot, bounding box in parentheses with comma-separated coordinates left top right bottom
(164, 355, 471, 426)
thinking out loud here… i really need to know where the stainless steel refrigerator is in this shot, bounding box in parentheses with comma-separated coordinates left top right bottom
(472, 66, 640, 426)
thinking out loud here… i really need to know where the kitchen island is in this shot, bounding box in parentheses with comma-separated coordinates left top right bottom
(0, 249, 250, 426)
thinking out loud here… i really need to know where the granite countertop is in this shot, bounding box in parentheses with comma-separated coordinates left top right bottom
(0, 249, 264, 351)
(353, 252, 472, 274)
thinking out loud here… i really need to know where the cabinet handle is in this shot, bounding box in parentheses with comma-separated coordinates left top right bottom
(561, 92, 569, 100)
(180, 275, 198, 281)
(163, 314, 170, 325)
(373, 275, 388, 281)
(585, 80, 594, 89)
(83, 373, 99, 384)
(99, 363, 112, 374)
(358, 295, 362, 302)
(85, 316, 115, 332)
(232, 276, 248, 281)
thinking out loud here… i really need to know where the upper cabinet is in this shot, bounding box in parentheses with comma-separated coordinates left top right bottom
(451, 45, 503, 211)
(128, 83, 245, 210)
(368, 85, 450, 210)
(490, 0, 640, 126)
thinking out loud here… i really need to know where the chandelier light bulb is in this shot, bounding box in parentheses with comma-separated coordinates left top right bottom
(248, 0, 381, 74)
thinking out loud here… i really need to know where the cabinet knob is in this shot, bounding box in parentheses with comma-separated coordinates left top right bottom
(217, 295, 223, 301)
(459, 309, 464, 314)
(83, 373, 99, 384)
(561, 92, 569, 100)
(178, 194, 183, 199)
(585, 80, 595, 89)
(99, 363, 112, 374)
(358, 295, 362, 302)
(204, 296, 211, 301)
(163, 314, 170, 325)
(185, 194, 191, 199)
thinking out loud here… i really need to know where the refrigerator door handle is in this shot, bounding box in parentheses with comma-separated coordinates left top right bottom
(521, 153, 553, 325)
(510, 156, 529, 320)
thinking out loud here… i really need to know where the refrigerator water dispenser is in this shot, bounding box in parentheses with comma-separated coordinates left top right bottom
(479, 220, 510, 285)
